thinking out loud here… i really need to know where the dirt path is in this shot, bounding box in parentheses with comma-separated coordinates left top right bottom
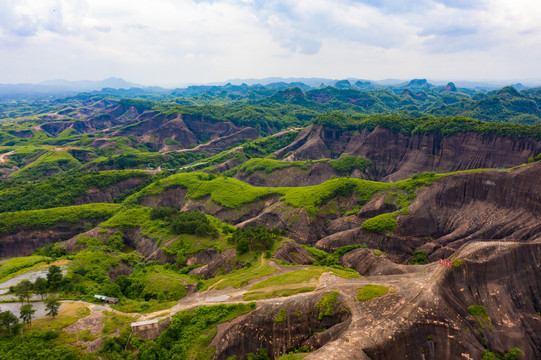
(0, 150, 15, 164)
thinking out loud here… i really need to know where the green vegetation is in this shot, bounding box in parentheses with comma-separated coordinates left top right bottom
(0, 203, 120, 234)
(410, 250, 429, 265)
(243, 287, 315, 301)
(356, 284, 390, 301)
(250, 269, 316, 289)
(482, 347, 522, 360)
(129, 303, 256, 360)
(0, 330, 90, 360)
(468, 305, 490, 325)
(361, 212, 398, 234)
(453, 259, 465, 267)
(315, 291, 339, 320)
(316, 113, 541, 140)
(303, 244, 367, 272)
(0, 256, 49, 283)
(10, 151, 80, 181)
(228, 158, 312, 176)
(0, 170, 150, 212)
(125, 169, 443, 223)
(228, 225, 282, 255)
(201, 257, 277, 291)
(274, 308, 287, 325)
(277, 354, 308, 360)
(329, 155, 372, 174)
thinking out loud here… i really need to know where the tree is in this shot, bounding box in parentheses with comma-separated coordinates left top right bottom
(47, 265, 63, 290)
(20, 303, 36, 326)
(34, 277, 48, 299)
(16, 279, 33, 304)
(45, 295, 61, 318)
(0, 310, 20, 335)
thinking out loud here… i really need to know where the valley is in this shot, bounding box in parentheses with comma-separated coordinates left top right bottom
(0, 81, 540, 359)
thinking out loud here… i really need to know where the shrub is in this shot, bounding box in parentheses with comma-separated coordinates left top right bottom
(410, 250, 429, 265)
(315, 291, 339, 320)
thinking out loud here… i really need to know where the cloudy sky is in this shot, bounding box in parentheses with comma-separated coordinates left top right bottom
(1, 0, 541, 86)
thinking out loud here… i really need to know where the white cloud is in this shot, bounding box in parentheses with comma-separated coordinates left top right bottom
(0, 0, 540, 84)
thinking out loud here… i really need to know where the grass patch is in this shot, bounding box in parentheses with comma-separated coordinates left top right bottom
(278, 354, 308, 360)
(10, 150, 80, 180)
(0, 256, 49, 283)
(356, 284, 389, 301)
(468, 305, 490, 328)
(243, 287, 315, 301)
(201, 257, 277, 291)
(30, 302, 90, 332)
(249, 269, 323, 290)
(361, 212, 398, 234)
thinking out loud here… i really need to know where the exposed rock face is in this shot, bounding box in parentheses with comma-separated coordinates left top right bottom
(397, 162, 541, 260)
(274, 241, 315, 265)
(233, 161, 350, 187)
(112, 113, 259, 152)
(340, 248, 415, 276)
(213, 291, 351, 359)
(303, 242, 541, 360)
(278, 125, 541, 181)
(315, 163, 541, 262)
(0, 224, 88, 257)
(188, 249, 239, 279)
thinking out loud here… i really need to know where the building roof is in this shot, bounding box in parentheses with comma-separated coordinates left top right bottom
(94, 295, 106, 300)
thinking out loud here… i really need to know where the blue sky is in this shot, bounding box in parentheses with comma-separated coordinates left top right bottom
(1, 0, 540, 86)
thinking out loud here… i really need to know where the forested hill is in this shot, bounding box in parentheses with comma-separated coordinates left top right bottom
(2, 80, 541, 126)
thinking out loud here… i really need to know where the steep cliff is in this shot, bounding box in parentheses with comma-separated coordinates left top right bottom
(276, 125, 541, 181)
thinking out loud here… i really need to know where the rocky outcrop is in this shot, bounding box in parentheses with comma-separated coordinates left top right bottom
(339, 248, 414, 276)
(0, 224, 88, 257)
(303, 242, 541, 360)
(274, 241, 315, 265)
(315, 163, 541, 262)
(397, 162, 541, 260)
(213, 291, 351, 359)
(278, 125, 541, 181)
(172, 126, 259, 156)
(232, 161, 369, 187)
(188, 249, 240, 279)
(113, 113, 259, 152)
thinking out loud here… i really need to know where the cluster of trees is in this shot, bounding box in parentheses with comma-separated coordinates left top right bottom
(150, 207, 218, 237)
(228, 225, 283, 255)
(0, 266, 64, 336)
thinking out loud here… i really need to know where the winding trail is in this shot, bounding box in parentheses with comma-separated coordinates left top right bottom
(0, 150, 15, 164)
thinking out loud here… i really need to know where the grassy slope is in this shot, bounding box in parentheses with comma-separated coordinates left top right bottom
(0, 203, 120, 234)
(10, 150, 81, 180)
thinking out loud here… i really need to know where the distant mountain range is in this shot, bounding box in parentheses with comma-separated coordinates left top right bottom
(1, 76, 541, 101)
(0, 77, 141, 100)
